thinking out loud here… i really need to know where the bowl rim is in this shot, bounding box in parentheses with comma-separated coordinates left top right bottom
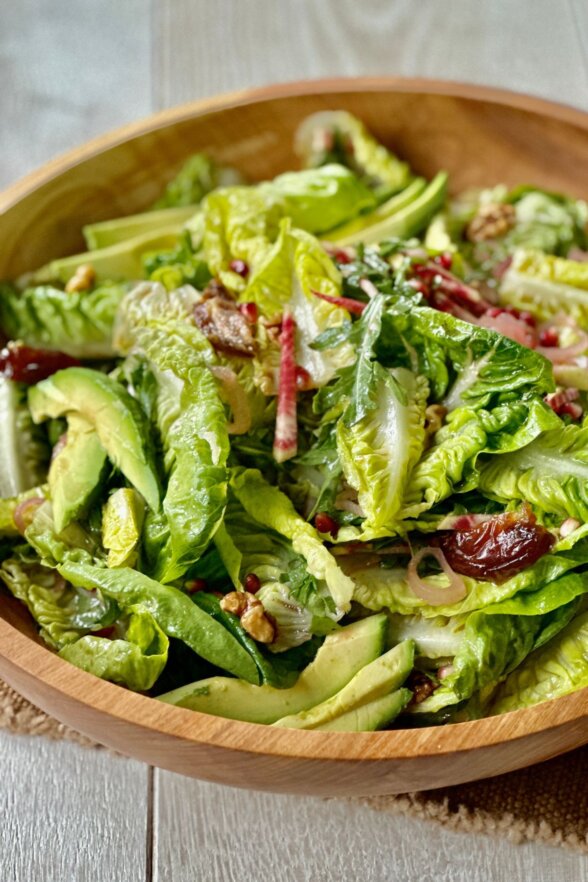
(0, 75, 587, 761)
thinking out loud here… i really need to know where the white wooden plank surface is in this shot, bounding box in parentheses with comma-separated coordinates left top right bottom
(0, 732, 149, 882)
(2, 1, 588, 880)
(153, 773, 588, 882)
(153, 0, 588, 112)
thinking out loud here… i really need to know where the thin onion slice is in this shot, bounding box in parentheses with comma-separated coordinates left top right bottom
(536, 329, 588, 364)
(407, 547, 467, 606)
(210, 366, 251, 435)
(13, 496, 45, 536)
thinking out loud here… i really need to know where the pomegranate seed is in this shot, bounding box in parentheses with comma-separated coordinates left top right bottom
(519, 311, 536, 328)
(94, 626, 116, 639)
(539, 328, 559, 347)
(238, 301, 258, 323)
(185, 578, 208, 594)
(434, 252, 453, 270)
(244, 573, 261, 593)
(505, 305, 521, 319)
(333, 249, 353, 264)
(229, 259, 249, 279)
(295, 366, 313, 391)
(314, 512, 339, 538)
(486, 306, 505, 318)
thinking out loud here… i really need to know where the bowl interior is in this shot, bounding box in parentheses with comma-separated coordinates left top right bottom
(0, 79, 587, 793)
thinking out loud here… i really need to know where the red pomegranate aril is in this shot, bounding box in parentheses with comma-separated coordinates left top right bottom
(0, 344, 80, 384)
(333, 249, 353, 264)
(229, 259, 249, 279)
(518, 311, 536, 328)
(314, 511, 339, 538)
(504, 305, 521, 319)
(438, 504, 554, 583)
(185, 578, 208, 594)
(244, 573, 261, 594)
(434, 252, 453, 270)
(238, 302, 258, 323)
(94, 626, 116, 639)
(295, 366, 313, 391)
(485, 306, 505, 318)
(539, 328, 559, 347)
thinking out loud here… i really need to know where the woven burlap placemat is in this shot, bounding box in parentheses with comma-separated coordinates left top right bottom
(1, 678, 586, 852)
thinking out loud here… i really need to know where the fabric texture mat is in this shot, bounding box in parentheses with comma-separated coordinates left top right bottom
(1, 677, 586, 852)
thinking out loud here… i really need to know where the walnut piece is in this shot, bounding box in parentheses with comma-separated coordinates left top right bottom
(194, 296, 256, 357)
(466, 202, 516, 242)
(65, 263, 96, 293)
(220, 591, 249, 617)
(424, 404, 447, 439)
(241, 603, 276, 644)
(219, 591, 276, 643)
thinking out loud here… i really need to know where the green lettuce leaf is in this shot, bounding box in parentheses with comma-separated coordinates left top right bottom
(0, 282, 126, 358)
(59, 607, 168, 691)
(230, 467, 355, 611)
(489, 608, 588, 714)
(500, 248, 588, 325)
(295, 111, 412, 199)
(0, 378, 49, 497)
(153, 152, 244, 209)
(351, 538, 588, 618)
(143, 363, 229, 583)
(478, 422, 588, 522)
(337, 366, 428, 537)
(57, 559, 260, 684)
(0, 556, 117, 649)
(412, 572, 588, 715)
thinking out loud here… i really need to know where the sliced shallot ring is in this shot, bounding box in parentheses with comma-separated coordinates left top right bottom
(358, 278, 380, 300)
(536, 329, 588, 364)
(13, 497, 45, 536)
(210, 366, 251, 435)
(407, 547, 467, 606)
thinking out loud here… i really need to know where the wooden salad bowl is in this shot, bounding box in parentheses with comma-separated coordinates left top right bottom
(1, 79, 587, 796)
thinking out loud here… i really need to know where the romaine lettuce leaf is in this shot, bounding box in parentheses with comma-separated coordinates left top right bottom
(412, 572, 588, 715)
(500, 248, 588, 325)
(0, 282, 125, 358)
(153, 152, 244, 209)
(337, 367, 428, 537)
(0, 556, 117, 649)
(59, 607, 168, 691)
(0, 378, 49, 497)
(295, 111, 412, 199)
(57, 559, 260, 683)
(489, 608, 588, 714)
(351, 538, 588, 618)
(230, 467, 354, 611)
(478, 422, 588, 522)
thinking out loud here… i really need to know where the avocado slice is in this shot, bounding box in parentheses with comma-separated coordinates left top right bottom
(158, 614, 388, 724)
(273, 639, 414, 729)
(330, 171, 448, 247)
(102, 488, 145, 568)
(315, 688, 412, 731)
(49, 414, 108, 532)
(83, 206, 195, 250)
(29, 368, 160, 511)
(325, 177, 427, 241)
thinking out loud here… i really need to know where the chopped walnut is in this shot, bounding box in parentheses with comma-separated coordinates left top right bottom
(220, 591, 276, 644)
(194, 296, 256, 357)
(241, 602, 276, 644)
(466, 203, 516, 242)
(65, 263, 96, 293)
(220, 591, 249, 617)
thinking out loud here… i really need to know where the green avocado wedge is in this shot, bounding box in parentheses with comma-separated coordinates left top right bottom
(158, 614, 388, 724)
(29, 368, 160, 511)
(315, 688, 412, 732)
(272, 639, 414, 729)
(49, 414, 108, 532)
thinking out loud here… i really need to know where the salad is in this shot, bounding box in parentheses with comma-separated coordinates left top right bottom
(1, 111, 588, 731)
